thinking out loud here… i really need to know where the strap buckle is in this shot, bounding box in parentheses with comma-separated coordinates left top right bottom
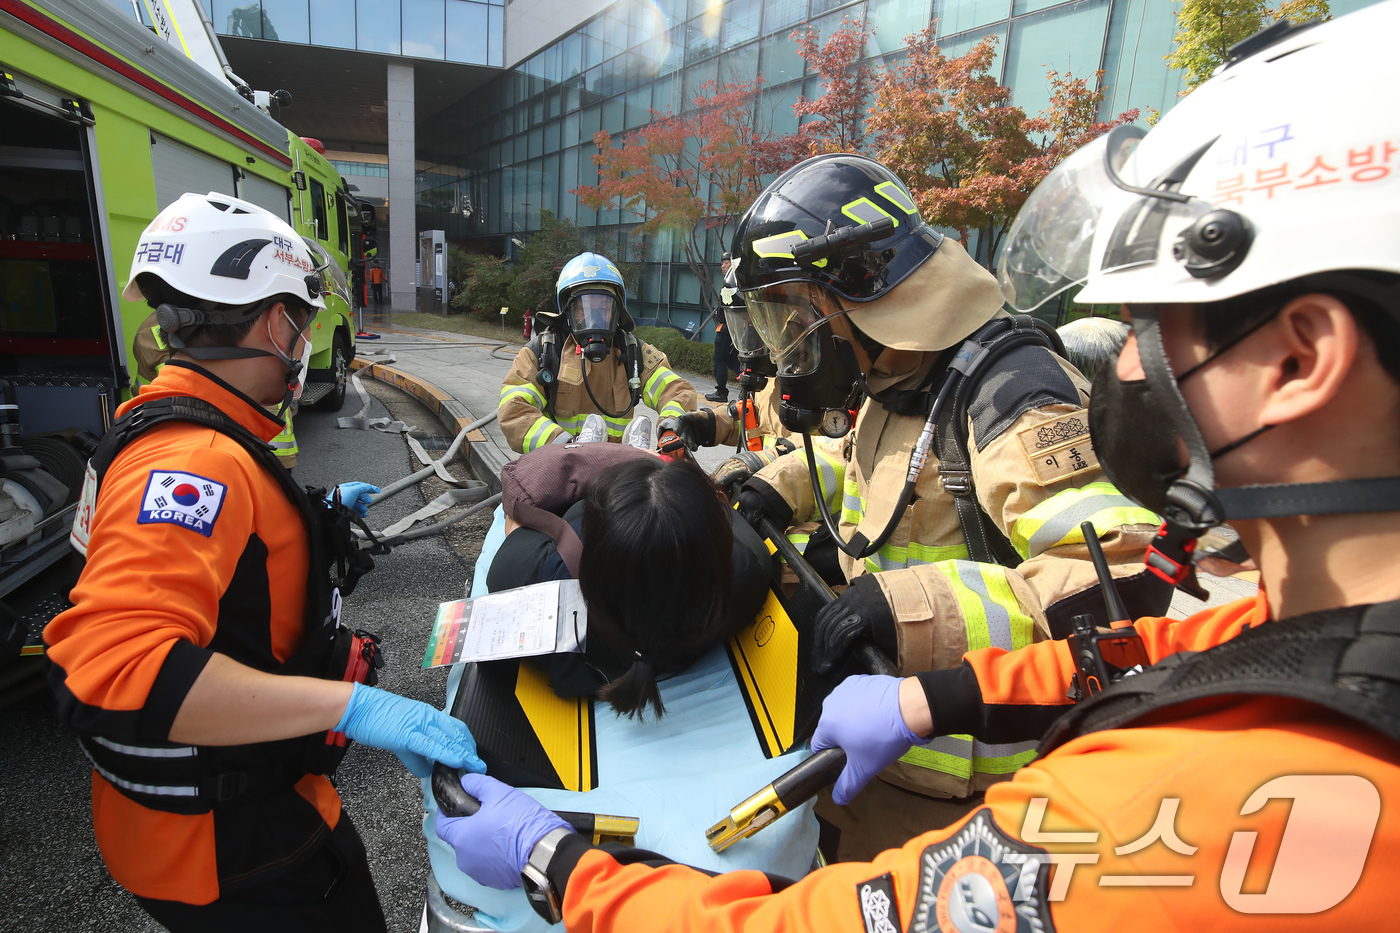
(939, 467, 973, 497)
(211, 770, 250, 802)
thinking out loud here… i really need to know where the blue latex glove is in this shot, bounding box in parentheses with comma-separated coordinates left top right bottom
(332, 481, 380, 518)
(434, 773, 572, 890)
(810, 674, 923, 806)
(335, 683, 486, 778)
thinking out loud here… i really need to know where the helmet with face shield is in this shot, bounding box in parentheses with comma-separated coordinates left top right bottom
(732, 154, 949, 434)
(556, 252, 633, 364)
(995, 4, 1400, 564)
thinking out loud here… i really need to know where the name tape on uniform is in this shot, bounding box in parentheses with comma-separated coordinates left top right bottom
(138, 470, 228, 537)
(1017, 412, 1099, 486)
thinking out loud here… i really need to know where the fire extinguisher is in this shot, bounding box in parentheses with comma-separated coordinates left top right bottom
(523, 310, 532, 340)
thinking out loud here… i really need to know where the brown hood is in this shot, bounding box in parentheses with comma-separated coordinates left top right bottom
(846, 238, 1006, 353)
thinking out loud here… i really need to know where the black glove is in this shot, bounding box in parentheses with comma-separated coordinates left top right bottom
(675, 409, 717, 449)
(812, 575, 897, 674)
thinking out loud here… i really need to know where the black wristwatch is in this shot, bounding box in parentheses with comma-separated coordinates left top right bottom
(521, 826, 574, 924)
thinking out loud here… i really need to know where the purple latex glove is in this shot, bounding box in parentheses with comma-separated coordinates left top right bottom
(434, 773, 572, 890)
(810, 674, 923, 806)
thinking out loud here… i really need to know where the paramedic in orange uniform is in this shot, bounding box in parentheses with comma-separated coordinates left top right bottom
(431, 7, 1400, 929)
(46, 193, 484, 932)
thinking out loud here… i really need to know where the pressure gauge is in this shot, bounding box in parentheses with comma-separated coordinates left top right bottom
(818, 408, 852, 438)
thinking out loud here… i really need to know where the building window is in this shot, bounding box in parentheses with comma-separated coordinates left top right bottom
(446, 0, 490, 62)
(357, 0, 403, 54)
(309, 0, 355, 48)
(1003, 0, 1110, 116)
(403, 0, 447, 58)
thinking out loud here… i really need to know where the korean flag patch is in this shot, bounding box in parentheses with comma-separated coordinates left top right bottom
(138, 471, 228, 537)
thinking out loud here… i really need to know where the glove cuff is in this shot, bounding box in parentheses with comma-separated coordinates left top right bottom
(335, 681, 371, 733)
(740, 477, 795, 529)
(852, 575, 898, 663)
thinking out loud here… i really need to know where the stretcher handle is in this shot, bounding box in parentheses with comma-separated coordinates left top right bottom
(773, 746, 848, 809)
(756, 516, 897, 677)
(431, 762, 631, 839)
(433, 762, 481, 817)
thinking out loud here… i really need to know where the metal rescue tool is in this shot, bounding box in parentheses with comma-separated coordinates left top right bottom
(432, 762, 641, 846)
(706, 747, 848, 853)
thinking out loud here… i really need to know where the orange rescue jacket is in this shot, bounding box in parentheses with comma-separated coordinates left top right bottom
(549, 595, 1400, 930)
(45, 362, 338, 905)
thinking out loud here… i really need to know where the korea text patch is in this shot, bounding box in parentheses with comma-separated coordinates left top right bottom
(138, 471, 227, 537)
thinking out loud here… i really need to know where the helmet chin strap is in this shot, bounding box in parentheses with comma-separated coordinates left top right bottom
(1132, 306, 1400, 527)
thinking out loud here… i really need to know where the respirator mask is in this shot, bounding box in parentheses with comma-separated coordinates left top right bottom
(746, 282, 862, 437)
(568, 290, 620, 364)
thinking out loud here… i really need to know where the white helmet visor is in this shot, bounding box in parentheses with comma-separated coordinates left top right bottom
(997, 126, 1211, 312)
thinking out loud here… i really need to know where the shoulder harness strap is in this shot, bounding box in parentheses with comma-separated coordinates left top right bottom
(530, 331, 561, 418)
(930, 315, 1064, 566)
(1039, 601, 1400, 755)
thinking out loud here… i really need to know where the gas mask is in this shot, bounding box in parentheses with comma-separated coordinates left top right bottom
(567, 289, 620, 364)
(746, 282, 863, 437)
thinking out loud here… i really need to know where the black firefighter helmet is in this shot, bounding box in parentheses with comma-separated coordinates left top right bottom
(731, 153, 942, 301)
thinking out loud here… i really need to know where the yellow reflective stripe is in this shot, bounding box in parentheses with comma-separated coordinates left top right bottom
(896, 561, 1039, 780)
(840, 474, 863, 526)
(898, 736, 1041, 778)
(783, 533, 810, 556)
(602, 414, 630, 438)
(863, 542, 969, 574)
(150, 324, 167, 351)
(642, 366, 680, 405)
(500, 382, 547, 410)
(943, 560, 1036, 652)
(873, 181, 917, 214)
(1009, 481, 1160, 560)
(659, 401, 687, 419)
(750, 230, 826, 268)
(841, 197, 898, 229)
(523, 416, 559, 452)
(806, 444, 843, 516)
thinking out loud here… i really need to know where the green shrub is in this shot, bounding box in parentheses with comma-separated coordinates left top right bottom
(636, 326, 713, 376)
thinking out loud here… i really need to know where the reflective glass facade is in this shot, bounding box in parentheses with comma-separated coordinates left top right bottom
(414, 0, 1224, 324)
(210, 0, 505, 65)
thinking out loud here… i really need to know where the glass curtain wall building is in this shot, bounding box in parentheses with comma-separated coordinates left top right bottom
(207, 0, 505, 65)
(418, 0, 1374, 327)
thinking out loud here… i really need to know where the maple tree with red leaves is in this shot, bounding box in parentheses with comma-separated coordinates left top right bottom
(575, 79, 805, 324)
(791, 17, 875, 155)
(800, 22, 1140, 268)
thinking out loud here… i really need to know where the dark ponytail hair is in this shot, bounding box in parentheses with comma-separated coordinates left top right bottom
(579, 456, 733, 719)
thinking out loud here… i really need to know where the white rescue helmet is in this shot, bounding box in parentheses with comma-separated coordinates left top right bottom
(997, 1, 1400, 311)
(122, 192, 327, 312)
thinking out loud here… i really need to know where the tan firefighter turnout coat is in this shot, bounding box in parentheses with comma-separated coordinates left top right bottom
(499, 332, 696, 453)
(750, 325, 1165, 798)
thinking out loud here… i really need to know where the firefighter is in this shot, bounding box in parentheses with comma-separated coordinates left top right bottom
(498, 252, 697, 453)
(46, 193, 484, 931)
(728, 154, 1167, 850)
(432, 6, 1400, 927)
